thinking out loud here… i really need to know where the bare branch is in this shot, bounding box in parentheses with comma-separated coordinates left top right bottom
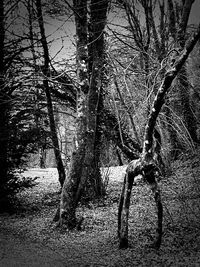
(143, 24, 200, 154)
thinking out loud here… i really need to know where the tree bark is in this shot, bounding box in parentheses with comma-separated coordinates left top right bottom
(36, 0, 66, 187)
(58, 0, 88, 227)
(59, 0, 109, 228)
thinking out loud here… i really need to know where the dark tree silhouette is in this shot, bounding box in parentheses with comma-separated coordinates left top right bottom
(36, 0, 66, 187)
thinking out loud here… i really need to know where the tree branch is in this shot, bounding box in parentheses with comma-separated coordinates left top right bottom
(142, 24, 200, 155)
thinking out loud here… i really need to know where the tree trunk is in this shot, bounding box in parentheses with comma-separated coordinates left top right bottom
(36, 0, 66, 187)
(0, 0, 8, 192)
(59, 0, 109, 228)
(40, 145, 46, 169)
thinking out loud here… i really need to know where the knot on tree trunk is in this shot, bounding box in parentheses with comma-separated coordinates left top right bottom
(140, 158, 161, 183)
(127, 155, 160, 181)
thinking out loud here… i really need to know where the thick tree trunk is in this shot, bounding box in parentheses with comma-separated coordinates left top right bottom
(77, 62, 106, 200)
(59, 0, 89, 227)
(59, 145, 85, 228)
(59, 0, 109, 228)
(36, 0, 66, 187)
(83, 0, 109, 198)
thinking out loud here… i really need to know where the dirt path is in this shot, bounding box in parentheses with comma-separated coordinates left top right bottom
(0, 231, 66, 267)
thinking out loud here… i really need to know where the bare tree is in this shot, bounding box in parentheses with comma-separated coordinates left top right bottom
(118, 25, 200, 249)
(111, 0, 198, 161)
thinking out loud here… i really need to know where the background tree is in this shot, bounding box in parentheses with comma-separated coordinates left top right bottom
(0, 0, 44, 208)
(35, 0, 66, 187)
(107, 0, 199, 166)
(167, 0, 198, 157)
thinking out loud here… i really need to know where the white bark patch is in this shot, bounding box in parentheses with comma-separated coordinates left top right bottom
(60, 208, 65, 214)
(169, 67, 176, 73)
(88, 129, 95, 133)
(75, 139, 78, 148)
(77, 111, 84, 118)
(79, 78, 88, 86)
(79, 81, 85, 86)
(80, 60, 87, 69)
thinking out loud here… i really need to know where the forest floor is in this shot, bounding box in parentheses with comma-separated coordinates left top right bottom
(1, 151, 200, 266)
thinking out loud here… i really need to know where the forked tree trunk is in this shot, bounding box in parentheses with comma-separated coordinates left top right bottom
(59, 0, 109, 228)
(118, 26, 200, 249)
(36, 0, 66, 187)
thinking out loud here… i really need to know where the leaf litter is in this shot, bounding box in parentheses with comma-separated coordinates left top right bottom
(1, 152, 200, 266)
